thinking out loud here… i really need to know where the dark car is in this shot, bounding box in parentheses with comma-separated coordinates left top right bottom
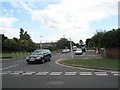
(26, 49, 52, 64)
(82, 48, 86, 52)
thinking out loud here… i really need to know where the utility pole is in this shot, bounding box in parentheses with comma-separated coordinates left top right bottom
(69, 38, 73, 59)
(63, 34, 65, 38)
(40, 36, 43, 49)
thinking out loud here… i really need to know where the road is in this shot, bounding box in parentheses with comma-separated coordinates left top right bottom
(1, 50, 119, 89)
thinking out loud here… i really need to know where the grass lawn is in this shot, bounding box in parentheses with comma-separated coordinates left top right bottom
(60, 59, 119, 69)
(0, 52, 30, 58)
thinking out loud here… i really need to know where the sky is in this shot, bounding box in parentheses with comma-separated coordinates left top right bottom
(0, 0, 119, 44)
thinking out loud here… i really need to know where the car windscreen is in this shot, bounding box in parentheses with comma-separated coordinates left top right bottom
(77, 49, 82, 51)
(32, 51, 43, 55)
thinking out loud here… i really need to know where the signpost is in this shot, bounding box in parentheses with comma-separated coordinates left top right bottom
(69, 38, 73, 59)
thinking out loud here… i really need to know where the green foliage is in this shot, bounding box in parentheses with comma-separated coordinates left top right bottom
(3, 39, 17, 52)
(19, 40, 29, 51)
(2, 28, 36, 52)
(91, 31, 105, 48)
(100, 29, 120, 48)
(56, 38, 69, 49)
(85, 38, 92, 47)
(90, 28, 120, 48)
(61, 59, 118, 69)
(79, 39, 84, 47)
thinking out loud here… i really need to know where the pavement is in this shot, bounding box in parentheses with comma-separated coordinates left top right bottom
(1, 50, 119, 89)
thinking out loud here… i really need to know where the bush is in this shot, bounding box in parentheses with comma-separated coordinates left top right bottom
(100, 29, 120, 48)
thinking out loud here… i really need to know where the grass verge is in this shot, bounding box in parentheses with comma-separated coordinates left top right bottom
(0, 52, 30, 58)
(60, 59, 119, 69)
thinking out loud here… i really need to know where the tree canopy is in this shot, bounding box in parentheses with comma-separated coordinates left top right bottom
(89, 28, 120, 48)
(2, 28, 36, 52)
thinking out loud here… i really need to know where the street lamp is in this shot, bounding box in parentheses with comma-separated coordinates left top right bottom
(69, 38, 73, 59)
(40, 36, 43, 49)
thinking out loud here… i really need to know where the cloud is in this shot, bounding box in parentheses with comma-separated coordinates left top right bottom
(0, 16, 19, 38)
(10, 0, 118, 43)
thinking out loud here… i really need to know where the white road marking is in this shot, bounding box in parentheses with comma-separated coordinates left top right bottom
(0, 73, 7, 74)
(49, 72, 62, 75)
(22, 72, 33, 75)
(14, 71, 24, 73)
(95, 72, 108, 76)
(22, 71, 35, 75)
(2, 71, 12, 73)
(111, 72, 120, 76)
(112, 74, 120, 76)
(9, 72, 20, 75)
(24, 71, 36, 73)
(80, 72, 92, 75)
(36, 72, 49, 75)
(111, 72, 120, 74)
(1, 71, 119, 76)
(65, 72, 76, 75)
(0, 64, 19, 70)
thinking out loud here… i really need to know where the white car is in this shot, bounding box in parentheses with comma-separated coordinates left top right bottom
(62, 49, 70, 53)
(75, 48, 83, 55)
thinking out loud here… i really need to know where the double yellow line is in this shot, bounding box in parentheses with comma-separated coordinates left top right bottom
(55, 59, 120, 73)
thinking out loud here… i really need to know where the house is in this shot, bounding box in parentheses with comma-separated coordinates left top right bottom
(36, 42, 57, 49)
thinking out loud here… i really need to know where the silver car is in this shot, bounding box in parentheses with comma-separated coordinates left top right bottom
(75, 48, 83, 55)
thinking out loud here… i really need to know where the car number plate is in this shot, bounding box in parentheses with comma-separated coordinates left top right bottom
(30, 58, 34, 61)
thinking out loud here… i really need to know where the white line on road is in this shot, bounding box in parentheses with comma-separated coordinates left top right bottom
(111, 72, 120, 76)
(113, 74, 120, 76)
(95, 72, 108, 76)
(14, 71, 24, 73)
(80, 72, 92, 75)
(0, 73, 8, 74)
(49, 72, 62, 75)
(22, 73, 33, 75)
(22, 71, 36, 75)
(111, 72, 120, 74)
(36, 72, 49, 75)
(65, 72, 76, 75)
(9, 72, 20, 75)
(0, 64, 19, 71)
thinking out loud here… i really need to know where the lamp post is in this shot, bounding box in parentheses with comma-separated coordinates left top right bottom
(69, 38, 73, 59)
(40, 36, 43, 49)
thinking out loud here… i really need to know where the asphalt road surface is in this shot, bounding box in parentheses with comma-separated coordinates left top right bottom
(1, 50, 119, 89)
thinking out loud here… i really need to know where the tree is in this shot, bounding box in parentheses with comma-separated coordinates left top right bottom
(91, 31, 105, 48)
(19, 40, 29, 51)
(79, 39, 83, 47)
(19, 28, 36, 52)
(20, 28, 31, 40)
(85, 38, 92, 47)
(100, 28, 120, 48)
(56, 38, 70, 49)
(2, 34, 8, 43)
(20, 28, 24, 40)
(2, 34, 8, 52)
(3, 39, 17, 52)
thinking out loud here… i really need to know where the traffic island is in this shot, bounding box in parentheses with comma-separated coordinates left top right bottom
(58, 58, 120, 72)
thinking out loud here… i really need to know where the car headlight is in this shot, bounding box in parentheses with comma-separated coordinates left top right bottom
(36, 57, 41, 59)
(26, 56, 29, 59)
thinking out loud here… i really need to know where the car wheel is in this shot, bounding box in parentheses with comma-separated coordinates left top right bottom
(41, 58, 45, 64)
(49, 57, 51, 61)
(27, 62, 30, 64)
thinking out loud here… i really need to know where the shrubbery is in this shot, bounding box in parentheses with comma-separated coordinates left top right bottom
(90, 28, 120, 48)
(2, 28, 36, 52)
